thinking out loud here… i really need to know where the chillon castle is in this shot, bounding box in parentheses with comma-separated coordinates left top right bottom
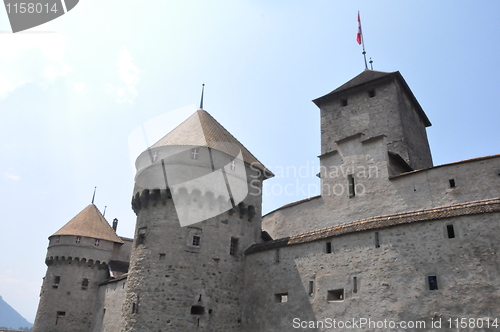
(33, 70, 500, 331)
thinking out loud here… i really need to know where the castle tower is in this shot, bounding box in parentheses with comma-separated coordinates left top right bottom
(313, 70, 433, 171)
(33, 204, 124, 332)
(121, 109, 272, 331)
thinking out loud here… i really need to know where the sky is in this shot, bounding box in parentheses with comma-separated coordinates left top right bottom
(0, 0, 499, 323)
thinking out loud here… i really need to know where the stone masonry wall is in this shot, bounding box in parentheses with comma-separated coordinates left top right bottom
(244, 211, 500, 331)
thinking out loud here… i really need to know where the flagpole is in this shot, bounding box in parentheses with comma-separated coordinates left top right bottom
(357, 11, 368, 70)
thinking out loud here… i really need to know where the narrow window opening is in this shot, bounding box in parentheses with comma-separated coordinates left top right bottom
(230, 237, 238, 256)
(132, 303, 137, 314)
(136, 227, 147, 246)
(327, 289, 344, 301)
(94, 239, 100, 247)
(75, 236, 81, 244)
(192, 235, 201, 247)
(326, 242, 332, 254)
(308, 281, 314, 297)
(368, 90, 376, 98)
(274, 293, 288, 303)
(374, 232, 380, 248)
(275, 249, 280, 263)
(191, 148, 199, 160)
(428, 276, 438, 290)
(353, 277, 358, 294)
(348, 175, 355, 198)
(191, 305, 205, 315)
(81, 278, 89, 290)
(56, 235, 60, 243)
(55, 311, 65, 325)
(159, 253, 166, 260)
(341, 99, 348, 106)
(449, 179, 456, 188)
(53, 276, 60, 289)
(446, 224, 455, 239)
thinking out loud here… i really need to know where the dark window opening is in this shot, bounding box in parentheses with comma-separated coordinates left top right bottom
(76, 236, 81, 244)
(374, 232, 380, 248)
(230, 237, 238, 256)
(136, 227, 147, 246)
(341, 99, 348, 106)
(81, 278, 89, 290)
(191, 305, 205, 315)
(368, 90, 376, 98)
(53, 276, 60, 289)
(353, 277, 358, 294)
(274, 293, 288, 303)
(275, 249, 280, 263)
(428, 276, 438, 290)
(159, 253, 166, 260)
(348, 175, 355, 198)
(449, 179, 456, 188)
(132, 303, 137, 314)
(55, 311, 65, 325)
(326, 242, 332, 254)
(446, 224, 455, 239)
(192, 235, 201, 247)
(94, 239, 100, 247)
(308, 281, 314, 297)
(327, 289, 344, 301)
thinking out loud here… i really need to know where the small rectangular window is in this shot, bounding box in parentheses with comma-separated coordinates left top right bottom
(192, 235, 201, 247)
(348, 175, 355, 198)
(53, 276, 60, 289)
(327, 289, 344, 302)
(353, 277, 358, 294)
(81, 278, 89, 290)
(341, 99, 348, 106)
(191, 305, 205, 315)
(76, 236, 81, 244)
(94, 239, 100, 247)
(159, 253, 166, 260)
(326, 242, 332, 254)
(446, 224, 455, 239)
(230, 237, 238, 256)
(308, 281, 314, 297)
(368, 90, 376, 98)
(136, 227, 147, 246)
(428, 276, 438, 290)
(275, 293, 288, 303)
(374, 232, 380, 248)
(449, 179, 456, 188)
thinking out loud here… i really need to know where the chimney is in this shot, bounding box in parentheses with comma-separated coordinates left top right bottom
(112, 218, 118, 232)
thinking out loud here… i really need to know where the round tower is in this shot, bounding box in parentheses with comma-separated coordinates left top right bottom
(121, 109, 272, 331)
(33, 204, 124, 332)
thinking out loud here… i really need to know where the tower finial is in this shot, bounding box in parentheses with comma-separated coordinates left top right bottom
(199, 84, 205, 110)
(369, 57, 373, 70)
(91, 186, 97, 204)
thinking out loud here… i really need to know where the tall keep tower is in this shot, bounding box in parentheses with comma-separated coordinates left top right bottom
(121, 109, 272, 331)
(33, 204, 124, 332)
(313, 70, 433, 171)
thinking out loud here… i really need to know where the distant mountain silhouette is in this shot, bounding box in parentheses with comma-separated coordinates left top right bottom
(0, 295, 33, 330)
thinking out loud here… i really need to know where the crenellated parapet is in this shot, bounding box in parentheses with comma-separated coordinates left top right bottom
(131, 187, 257, 221)
(45, 255, 108, 270)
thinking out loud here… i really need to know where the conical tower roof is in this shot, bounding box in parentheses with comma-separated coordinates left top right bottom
(51, 204, 123, 243)
(150, 109, 273, 176)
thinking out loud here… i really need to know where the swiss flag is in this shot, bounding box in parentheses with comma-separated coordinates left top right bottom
(356, 12, 362, 45)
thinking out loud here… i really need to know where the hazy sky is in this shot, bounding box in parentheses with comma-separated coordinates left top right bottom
(1, 0, 499, 322)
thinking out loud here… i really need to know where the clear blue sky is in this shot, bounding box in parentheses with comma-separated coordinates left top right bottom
(0, 0, 499, 323)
